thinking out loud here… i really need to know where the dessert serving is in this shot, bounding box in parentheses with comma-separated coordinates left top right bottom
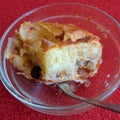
(5, 21, 103, 84)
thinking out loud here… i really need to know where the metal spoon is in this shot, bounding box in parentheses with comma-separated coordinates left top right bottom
(57, 82, 120, 113)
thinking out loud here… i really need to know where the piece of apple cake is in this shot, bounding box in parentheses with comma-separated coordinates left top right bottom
(6, 21, 102, 84)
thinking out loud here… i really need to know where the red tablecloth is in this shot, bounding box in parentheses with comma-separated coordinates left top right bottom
(0, 0, 120, 119)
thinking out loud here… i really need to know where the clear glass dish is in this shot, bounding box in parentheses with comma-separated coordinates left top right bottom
(0, 2, 120, 115)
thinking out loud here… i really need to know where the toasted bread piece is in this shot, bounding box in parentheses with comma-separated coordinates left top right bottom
(6, 21, 102, 84)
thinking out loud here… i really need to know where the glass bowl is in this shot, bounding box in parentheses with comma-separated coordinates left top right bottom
(0, 2, 120, 115)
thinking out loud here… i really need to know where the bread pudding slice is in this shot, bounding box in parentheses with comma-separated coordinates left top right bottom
(6, 21, 102, 84)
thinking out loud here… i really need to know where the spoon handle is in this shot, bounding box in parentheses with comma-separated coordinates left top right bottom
(57, 83, 120, 113)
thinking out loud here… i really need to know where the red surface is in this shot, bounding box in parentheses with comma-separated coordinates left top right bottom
(0, 0, 120, 119)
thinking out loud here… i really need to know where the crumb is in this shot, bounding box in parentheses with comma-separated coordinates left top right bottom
(53, 84, 57, 88)
(107, 74, 110, 78)
(58, 89, 63, 95)
(102, 32, 108, 39)
(87, 17, 91, 22)
(97, 24, 106, 32)
(104, 81, 109, 87)
(84, 80, 91, 87)
(97, 24, 110, 33)
(69, 82, 77, 92)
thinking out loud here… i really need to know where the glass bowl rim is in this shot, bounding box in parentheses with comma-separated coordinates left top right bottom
(0, 2, 120, 111)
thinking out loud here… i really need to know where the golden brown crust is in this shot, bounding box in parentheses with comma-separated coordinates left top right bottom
(18, 21, 100, 51)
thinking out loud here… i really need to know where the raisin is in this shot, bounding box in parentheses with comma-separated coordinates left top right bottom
(31, 65, 42, 79)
